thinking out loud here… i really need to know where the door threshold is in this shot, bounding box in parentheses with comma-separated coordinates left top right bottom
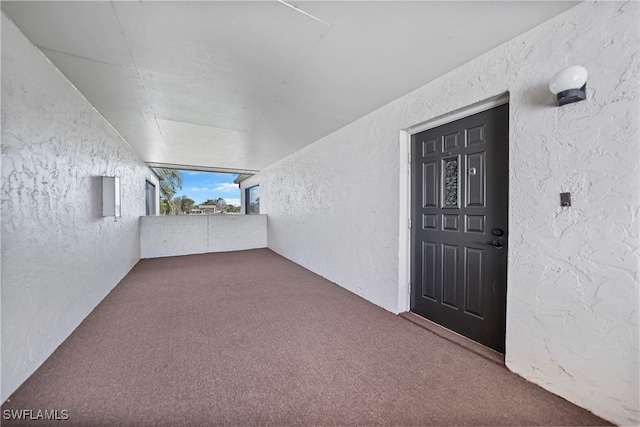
(399, 312, 505, 366)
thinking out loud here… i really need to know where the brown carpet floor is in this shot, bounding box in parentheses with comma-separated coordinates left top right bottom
(2, 249, 610, 426)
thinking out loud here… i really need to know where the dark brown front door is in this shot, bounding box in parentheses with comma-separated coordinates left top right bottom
(411, 103, 509, 353)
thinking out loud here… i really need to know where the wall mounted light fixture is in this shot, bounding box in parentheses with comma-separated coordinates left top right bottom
(549, 65, 588, 106)
(102, 176, 121, 218)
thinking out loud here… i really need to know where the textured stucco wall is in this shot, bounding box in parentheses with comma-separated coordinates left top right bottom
(255, 2, 639, 424)
(1, 15, 156, 402)
(140, 215, 267, 259)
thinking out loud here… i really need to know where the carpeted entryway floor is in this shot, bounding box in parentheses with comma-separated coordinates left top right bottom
(2, 249, 610, 426)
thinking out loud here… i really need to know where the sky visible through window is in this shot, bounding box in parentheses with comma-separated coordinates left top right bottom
(179, 171, 241, 206)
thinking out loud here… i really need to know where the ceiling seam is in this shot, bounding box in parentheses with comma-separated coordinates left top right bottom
(246, 3, 333, 142)
(281, 103, 351, 122)
(276, 1, 330, 27)
(39, 46, 123, 68)
(157, 117, 249, 135)
(109, 0, 168, 155)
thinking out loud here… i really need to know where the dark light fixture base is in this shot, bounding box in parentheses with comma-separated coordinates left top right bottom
(557, 84, 587, 106)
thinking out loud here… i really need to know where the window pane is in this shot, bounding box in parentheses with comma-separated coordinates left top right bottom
(145, 181, 156, 216)
(247, 186, 260, 214)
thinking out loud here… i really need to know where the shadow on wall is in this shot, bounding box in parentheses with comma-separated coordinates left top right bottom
(521, 81, 558, 108)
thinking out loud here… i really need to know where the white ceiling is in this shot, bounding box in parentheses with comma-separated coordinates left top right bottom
(1, 1, 577, 173)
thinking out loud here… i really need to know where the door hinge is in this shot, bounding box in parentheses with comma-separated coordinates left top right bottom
(407, 283, 412, 294)
(408, 153, 412, 164)
(408, 218, 412, 229)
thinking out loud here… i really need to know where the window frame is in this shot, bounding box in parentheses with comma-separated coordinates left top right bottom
(145, 180, 157, 216)
(245, 185, 260, 215)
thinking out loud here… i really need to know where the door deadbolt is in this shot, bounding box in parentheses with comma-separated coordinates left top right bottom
(492, 228, 504, 236)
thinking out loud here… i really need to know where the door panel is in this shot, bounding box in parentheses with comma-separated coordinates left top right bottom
(423, 214, 437, 230)
(423, 162, 438, 208)
(442, 244, 458, 309)
(466, 152, 485, 207)
(411, 103, 508, 353)
(465, 215, 485, 233)
(422, 242, 437, 300)
(464, 247, 484, 318)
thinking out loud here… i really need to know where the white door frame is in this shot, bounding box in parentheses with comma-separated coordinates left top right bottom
(397, 93, 509, 314)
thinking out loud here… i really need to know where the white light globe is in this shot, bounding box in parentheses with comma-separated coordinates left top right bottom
(549, 65, 588, 95)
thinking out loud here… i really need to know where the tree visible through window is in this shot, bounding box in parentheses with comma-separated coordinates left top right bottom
(159, 169, 183, 215)
(246, 186, 260, 214)
(157, 169, 242, 215)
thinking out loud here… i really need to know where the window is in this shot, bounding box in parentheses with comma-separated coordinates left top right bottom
(145, 180, 156, 215)
(246, 185, 260, 214)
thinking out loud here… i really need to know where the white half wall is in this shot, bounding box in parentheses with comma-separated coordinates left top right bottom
(1, 15, 157, 402)
(252, 2, 639, 425)
(140, 215, 267, 259)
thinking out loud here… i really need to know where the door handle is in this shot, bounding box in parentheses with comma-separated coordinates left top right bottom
(480, 240, 504, 249)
